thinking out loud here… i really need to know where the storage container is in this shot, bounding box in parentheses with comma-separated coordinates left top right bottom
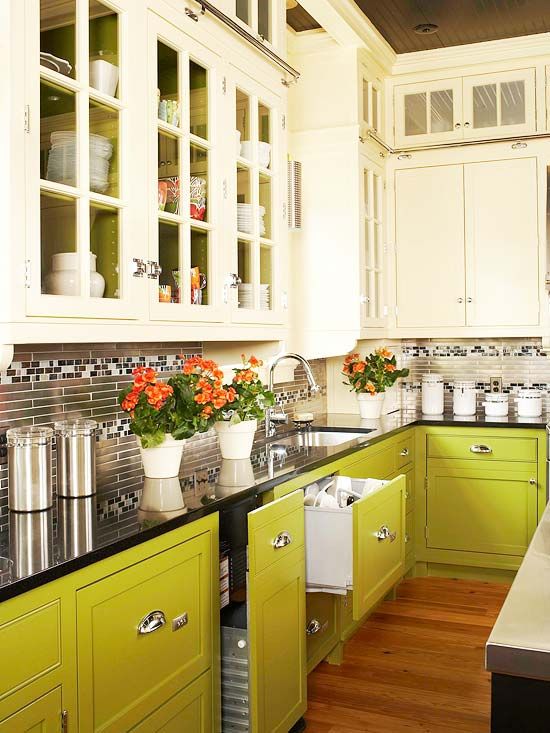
(7, 426, 54, 511)
(482, 392, 509, 417)
(516, 388, 543, 418)
(453, 381, 477, 416)
(55, 418, 98, 497)
(421, 374, 444, 415)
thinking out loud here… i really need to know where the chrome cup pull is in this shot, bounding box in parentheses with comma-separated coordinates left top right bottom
(137, 610, 166, 635)
(376, 525, 397, 543)
(400, 447, 409, 457)
(470, 444, 492, 454)
(306, 619, 322, 636)
(272, 531, 292, 549)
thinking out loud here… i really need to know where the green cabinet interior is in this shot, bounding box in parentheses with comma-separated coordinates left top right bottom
(247, 491, 307, 733)
(0, 687, 62, 733)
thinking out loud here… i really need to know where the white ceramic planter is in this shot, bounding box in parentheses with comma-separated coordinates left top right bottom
(215, 419, 257, 460)
(357, 393, 385, 419)
(138, 434, 184, 478)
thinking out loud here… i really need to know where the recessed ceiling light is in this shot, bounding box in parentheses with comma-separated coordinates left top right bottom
(286, 0, 298, 8)
(413, 23, 439, 34)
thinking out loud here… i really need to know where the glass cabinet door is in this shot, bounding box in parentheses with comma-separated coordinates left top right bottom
(235, 1, 274, 44)
(148, 13, 223, 322)
(394, 79, 462, 147)
(360, 156, 386, 328)
(462, 69, 536, 139)
(27, 0, 138, 319)
(231, 70, 284, 324)
(362, 72, 382, 135)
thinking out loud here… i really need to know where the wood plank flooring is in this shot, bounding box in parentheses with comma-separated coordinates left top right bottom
(305, 577, 510, 733)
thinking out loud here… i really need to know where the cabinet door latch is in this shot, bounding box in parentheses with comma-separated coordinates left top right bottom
(61, 710, 68, 733)
(25, 260, 31, 288)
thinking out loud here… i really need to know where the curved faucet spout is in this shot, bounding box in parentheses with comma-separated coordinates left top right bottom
(265, 353, 321, 438)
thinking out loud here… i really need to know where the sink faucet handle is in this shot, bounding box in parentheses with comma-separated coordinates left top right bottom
(270, 409, 288, 424)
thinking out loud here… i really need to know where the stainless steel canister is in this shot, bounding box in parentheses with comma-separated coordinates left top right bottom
(7, 426, 54, 511)
(55, 419, 98, 497)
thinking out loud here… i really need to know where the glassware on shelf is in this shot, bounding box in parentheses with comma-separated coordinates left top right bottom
(190, 267, 207, 305)
(190, 176, 207, 221)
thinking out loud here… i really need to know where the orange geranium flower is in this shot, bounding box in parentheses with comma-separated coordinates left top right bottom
(353, 361, 366, 373)
(376, 347, 392, 359)
(344, 353, 360, 365)
(384, 363, 396, 372)
(366, 382, 376, 394)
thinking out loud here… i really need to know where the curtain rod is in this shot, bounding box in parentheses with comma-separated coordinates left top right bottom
(186, 2, 300, 84)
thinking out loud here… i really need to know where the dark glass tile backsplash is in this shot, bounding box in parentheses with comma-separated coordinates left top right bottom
(0, 343, 328, 533)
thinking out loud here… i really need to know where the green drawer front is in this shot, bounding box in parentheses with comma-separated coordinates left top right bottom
(428, 434, 537, 462)
(248, 491, 305, 576)
(343, 443, 397, 480)
(0, 600, 61, 701)
(305, 593, 338, 671)
(77, 531, 213, 732)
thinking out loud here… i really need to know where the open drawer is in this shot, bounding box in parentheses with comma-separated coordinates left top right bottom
(305, 475, 406, 621)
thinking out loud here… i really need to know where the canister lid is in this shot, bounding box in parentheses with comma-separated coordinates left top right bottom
(484, 392, 509, 403)
(454, 380, 476, 389)
(517, 388, 543, 399)
(422, 374, 443, 383)
(6, 426, 54, 446)
(54, 419, 98, 437)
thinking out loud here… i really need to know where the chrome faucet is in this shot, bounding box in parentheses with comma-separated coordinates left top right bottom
(265, 353, 321, 438)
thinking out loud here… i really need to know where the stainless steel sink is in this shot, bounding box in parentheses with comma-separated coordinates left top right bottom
(273, 430, 373, 448)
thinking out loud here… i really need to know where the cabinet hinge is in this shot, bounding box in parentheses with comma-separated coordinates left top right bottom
(383, 304, 389, 317)
(222, 179, 228, 199)
(222, 76, 227, 95)
(281, 114, 286, 130)
(24, 105, 30, 133)
(25, 260, 31, 288)
(61, 710, 68, 733)
(424, 526, 429, 540)
(424, 476, 428, 490)
(282, 201, 287, 220)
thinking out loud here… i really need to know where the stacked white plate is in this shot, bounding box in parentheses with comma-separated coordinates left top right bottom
(237, 283, 270, 310)
(237, 204, 267, 236)
(46, 131, 113, 192)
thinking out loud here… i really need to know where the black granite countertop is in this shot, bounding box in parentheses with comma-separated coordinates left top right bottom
(0, 410, 546, 602)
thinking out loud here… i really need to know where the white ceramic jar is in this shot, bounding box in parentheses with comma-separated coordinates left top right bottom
(453, 380, 477, 416)
(516, 388, 543, 418)
(44, 252, 106, 297)
(421, 374, 444, 415)
(482, 392, 509, 417)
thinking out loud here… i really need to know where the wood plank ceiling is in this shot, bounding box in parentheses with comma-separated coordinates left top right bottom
(287, 0, 550, 53)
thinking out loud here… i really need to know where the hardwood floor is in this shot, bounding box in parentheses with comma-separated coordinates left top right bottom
(305, 577, 510, 733)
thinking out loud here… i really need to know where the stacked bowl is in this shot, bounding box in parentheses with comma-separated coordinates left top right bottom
(46, 132, 113, 193)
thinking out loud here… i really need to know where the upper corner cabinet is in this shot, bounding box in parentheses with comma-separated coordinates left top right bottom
(24, 0, 142, 320)
(234, 1, 279, 47)
(394, 68, 536, 147)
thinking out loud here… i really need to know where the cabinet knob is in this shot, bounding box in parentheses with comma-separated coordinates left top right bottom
(464, 121, 471, 128)
(470, 444, 492, 454)
(457, 297, 464, 303)
(454, 122, 462, 129)
(529, 478, 537, 486)
(375, 525, 397, 543)
(467, 297, 473, 303)
(137, 609, 166, 635)
(272, 531, 292, 549)
(226, 273, 242, 288)
(360, 295, 370, 304)
(400, 447, 409, 457)
(306, 619, 322, 636)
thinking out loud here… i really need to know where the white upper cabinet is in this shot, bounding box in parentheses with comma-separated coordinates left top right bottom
(361, 67, 383, 137)
(395, 79, 463, 146)
(395, 164, 466, 328)
(360, 155, 386, 328)
(394, 157, 541, 332)
(394, 68, 536, 147)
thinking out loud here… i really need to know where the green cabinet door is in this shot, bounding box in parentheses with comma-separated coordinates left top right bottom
(248, 492, 307, 733)
(352, 475, 406, 620)
(129, 671, 212, 733)
(426, 461, 538, 556)
(305, 593, 339, 673)
(77, 531, 213, 732)
(0, 687, 61, 733)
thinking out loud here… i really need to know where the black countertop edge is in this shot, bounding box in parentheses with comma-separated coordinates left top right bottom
(1, 411, 546, 604)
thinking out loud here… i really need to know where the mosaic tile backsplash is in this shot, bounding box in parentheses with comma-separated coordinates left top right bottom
(0, 343, 327, 534)
(398, 338, 550, 415)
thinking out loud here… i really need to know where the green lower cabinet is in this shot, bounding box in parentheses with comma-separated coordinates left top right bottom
(248, 492, 307, 733)
(426, 460, 539, 561)
(129, 671, 212, 733)
(305, 593, 339, 673)
(0, 687, 62, 733)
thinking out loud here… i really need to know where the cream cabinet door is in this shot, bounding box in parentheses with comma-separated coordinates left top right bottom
(394, 78, 463, 147)
(462, 69, 536, 139)
(464, 158, 540, 327)
(395, 165, 466, 328)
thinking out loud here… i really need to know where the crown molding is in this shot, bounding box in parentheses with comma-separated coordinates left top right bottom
(393, 32, 550, 76)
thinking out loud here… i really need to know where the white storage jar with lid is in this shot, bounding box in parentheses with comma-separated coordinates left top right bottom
(453, 381, 477, 416)
(516, 388, 543, 417)
(482, 392, 509, 417)
(421, 374, 444, 415)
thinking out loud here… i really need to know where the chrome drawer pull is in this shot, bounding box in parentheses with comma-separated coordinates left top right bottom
(405, 533, 410, 543)
(376, 525, 397, 543)
(137, 610, 166, 635)
(272, 531, 292, 549)
(400, 447, 409, 457)
(470, 444, 492, 454)
(306, 619, 322, 635)
(529, 478, 537, 486)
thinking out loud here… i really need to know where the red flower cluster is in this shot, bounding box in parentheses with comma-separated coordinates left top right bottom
(121, 366, 173, 414)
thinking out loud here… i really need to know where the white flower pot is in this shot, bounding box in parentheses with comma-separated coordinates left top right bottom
(357, 393, 385, 419)
(138, 434, 184, 478)
(215, 419, 257, 460)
